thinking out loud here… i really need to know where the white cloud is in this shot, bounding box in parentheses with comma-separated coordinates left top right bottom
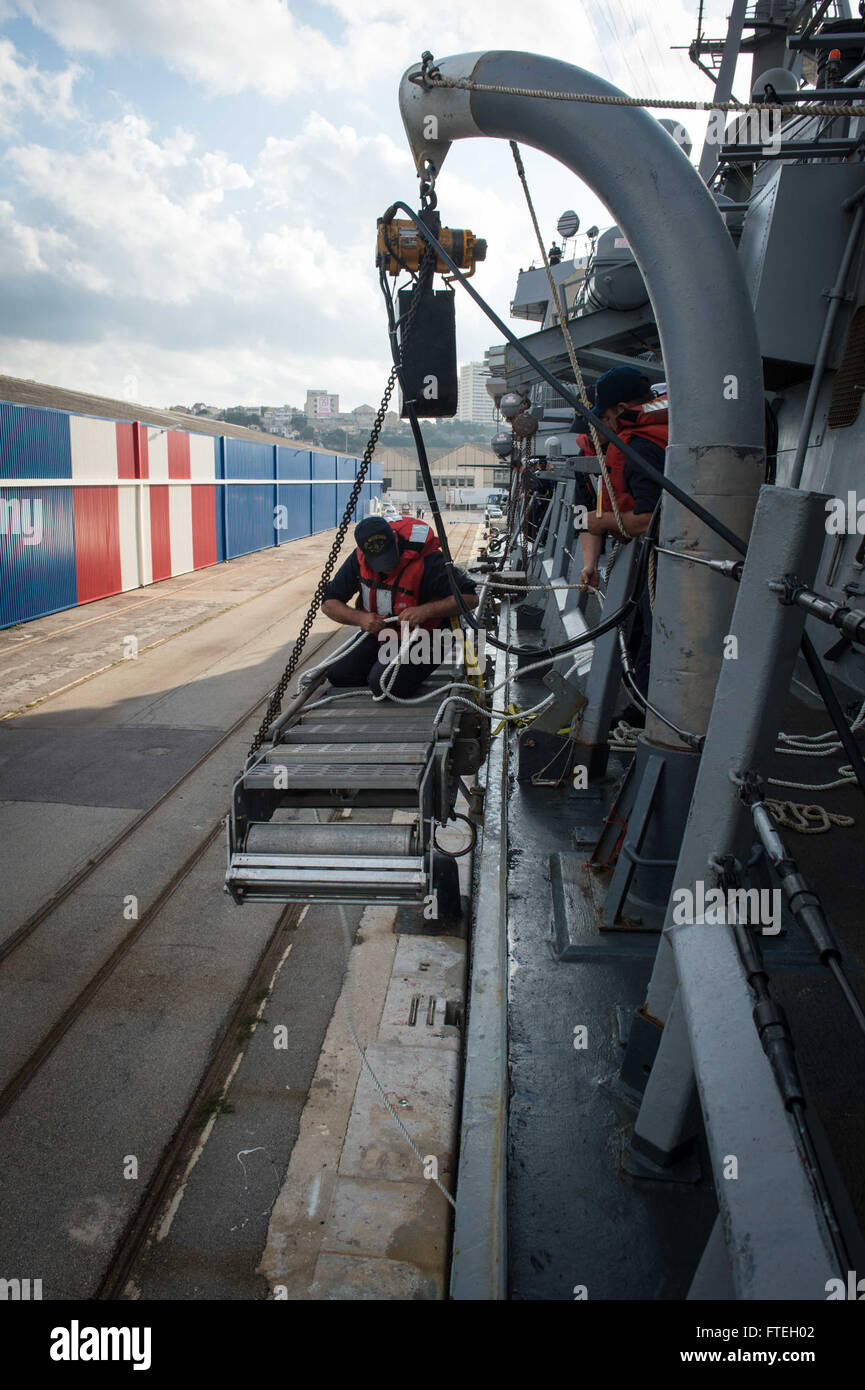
(12, 1, 746, 105)
(256, 114, 412, 212)
(14, 0, 342, 97)
(1, 103, 404, 390)
(7, 113, 255, 302)
(0, 195, 70, 271)
(0, 330, 393, 411)
(0, 35, 82, 133)
(0, 3, 757, 406)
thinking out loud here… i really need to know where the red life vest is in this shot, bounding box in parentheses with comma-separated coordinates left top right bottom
(576, 433, 595, 457)
(600, 405, 669, 513)
(357, 518, 442, 631)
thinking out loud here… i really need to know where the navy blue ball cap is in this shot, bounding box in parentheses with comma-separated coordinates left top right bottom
(594, 366, 652, 416)
(355, 516, 399, 573)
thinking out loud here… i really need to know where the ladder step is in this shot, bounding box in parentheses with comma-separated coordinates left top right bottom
(280, 721, 436, 743)
(261, 743, 429, 765)
(245, 823, 416, 856)
(244, 762, 424, 790)
(226, 854, 427, 904)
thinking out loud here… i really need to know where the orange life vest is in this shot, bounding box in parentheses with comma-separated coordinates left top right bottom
(576, 433, 595, 456)
(357, 518, 442, 630)
(600, 405, 669, 513)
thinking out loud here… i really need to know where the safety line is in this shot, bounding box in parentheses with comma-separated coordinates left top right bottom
(422, 69, 865, 119)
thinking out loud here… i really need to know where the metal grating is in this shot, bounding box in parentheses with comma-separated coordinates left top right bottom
(828, 305, 865, 429)
(244, 761, 423, 790)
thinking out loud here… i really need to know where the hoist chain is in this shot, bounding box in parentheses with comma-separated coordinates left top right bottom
(245, 251, 433, 759)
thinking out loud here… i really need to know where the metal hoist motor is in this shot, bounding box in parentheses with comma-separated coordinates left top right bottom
(376, 208, 487, 418)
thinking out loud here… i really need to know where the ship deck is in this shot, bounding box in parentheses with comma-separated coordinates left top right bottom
(501, 614, 865, 1299)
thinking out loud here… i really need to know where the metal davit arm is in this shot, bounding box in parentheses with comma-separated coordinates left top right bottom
(399, 49, 765, 740)
(398, 51, 848, 1298)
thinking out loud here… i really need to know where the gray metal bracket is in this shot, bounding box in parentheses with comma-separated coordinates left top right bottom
(602, 752, 665, 926)
(573, 540, 639, 777)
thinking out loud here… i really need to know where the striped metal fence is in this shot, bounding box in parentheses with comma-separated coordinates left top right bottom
(0, 400, 381, 628)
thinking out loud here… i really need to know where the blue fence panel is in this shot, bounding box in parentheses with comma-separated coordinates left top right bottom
(336, 455, 357, 526)
(276, 447, 312, 543)
(311, 452, 337, 534)
(0, 403, 77, 628)
(0, 399, 369, 628)
(224, 438, 276, 559)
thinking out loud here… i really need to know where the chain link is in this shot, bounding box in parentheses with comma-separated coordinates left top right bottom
(246, 254, 433, 758)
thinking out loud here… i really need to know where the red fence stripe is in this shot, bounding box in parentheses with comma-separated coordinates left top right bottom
(72, 485, 122, 603)
(115, 422, 136, 478)
(167, 432, 190, 479)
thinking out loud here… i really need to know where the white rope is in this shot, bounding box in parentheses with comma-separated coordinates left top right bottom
(486, 580, 592, 591)
(609, 720, 641, 750)
(296, 628, 367, 692)
(425, 71, 865, 119)
(765, 697, 865, 798)
(764, 799, 854, 835)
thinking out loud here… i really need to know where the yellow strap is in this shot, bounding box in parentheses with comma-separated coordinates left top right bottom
(491, 702, 526, 737)
(451, 615, 484, 703)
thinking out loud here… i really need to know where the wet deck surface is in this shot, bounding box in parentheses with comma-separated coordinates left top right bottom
(764, 687, 865, 1232)
(504, 649, 865, 1299)
(505, 734, 716, 1300)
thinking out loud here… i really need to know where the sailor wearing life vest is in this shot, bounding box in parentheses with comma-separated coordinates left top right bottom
(321, 515, 479, 697)
(577, 366, 668, 702)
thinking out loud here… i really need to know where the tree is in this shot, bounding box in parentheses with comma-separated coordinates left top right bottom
(221, 407, 264, 430)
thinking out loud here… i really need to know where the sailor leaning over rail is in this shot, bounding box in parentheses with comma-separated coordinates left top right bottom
(577, 365, 669, 706)
(321, 515, 479, 698)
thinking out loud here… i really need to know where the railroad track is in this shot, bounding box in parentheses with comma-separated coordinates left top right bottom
(0, 520, 480, 1299)
(0, 626, 339, 1117)
(0, 555, 330, 721)
(95, 888, 317, 1300)
(0, 624, 335, 969)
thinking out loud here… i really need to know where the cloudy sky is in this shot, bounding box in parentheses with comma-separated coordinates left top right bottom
(0, 1, 750, 411)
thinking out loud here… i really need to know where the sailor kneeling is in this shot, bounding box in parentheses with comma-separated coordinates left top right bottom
(321, 516, 478, 697)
